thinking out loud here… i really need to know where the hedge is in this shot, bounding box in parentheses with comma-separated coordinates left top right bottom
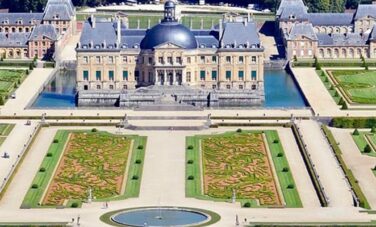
(330, 118, 376, 128)
(322, 125, 370, 209)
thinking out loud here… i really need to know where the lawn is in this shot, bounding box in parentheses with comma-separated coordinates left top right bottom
(186, 130, 302, 208)
(21, 129, 146, 208)
(352, 131, 376, 157)
(0, 69, 27, 105)
(0, 124, 15, 146)
(331, 70, 376, 104)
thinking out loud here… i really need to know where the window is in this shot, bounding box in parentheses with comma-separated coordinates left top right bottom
(123, 85, 128, 90)
(212, 56, 217, 63)
(148, 57, 153, 64)
(176, 57, 182, 64)
(96, 85, 101, 89)
(200, 56, 205, 63)
(239, 85, 244, 89)
(83, 70, 89, 81)
(211, 70, 217, 80)
(34, 41, 38, 46)
(123, 71, 128, 81)
(226, 71, 231, 80)
(238, 71, 244, 80)
(212, 84, 217, 89)
(226, 56, 231, 63)
(251, 70, 257, 80)
(251, 56, 257, 63)
(252, 84, 257, 90)
(239, 56, 244, 64)
(122, 56, 128, 63)
(200, 70, 206, 81)
(96, 56, 101, 63)
(109, 70, 114, 81)
(186, 72, 191, 82)
(167, 57, 173, 64)
(135, 71, 140, 81)
(158, 57, 163, 64)
(109, 85, 114, 89)
(96, 71, 101, 81)
(108, 56, 114, 64)
(226, 84, 231, 89)
(187, 57, 191, 63)
(83, 56, 88, 63)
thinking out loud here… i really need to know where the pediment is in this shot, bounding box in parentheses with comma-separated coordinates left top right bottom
(154, 42, 184, 49)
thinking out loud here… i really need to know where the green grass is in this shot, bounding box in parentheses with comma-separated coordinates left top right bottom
(186, 130, 302, 208)
(21, 130, 146, 208)
(0, 69, 27, 104)
(352, 131, 376, 157)
(0, 124, 15, 146)
(331, 70, 376, 104)
(316, 70, 342, 104)
(322, 125, 371, 209)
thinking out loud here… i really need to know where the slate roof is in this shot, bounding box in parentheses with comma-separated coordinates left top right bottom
(279, 6, 309, 21)
(317, 33, 368, 46)
(0, 32, 30, 47)
(78, 21, 118, 50)
(0, 13, 43, 25)
(308, 13, 354, 26)
(221, 21, 261, 48)
(45, 0, 74, 17)
(354, 4, 376, 20)
(29, 24, 58, 41)
(277, 0, 306, 17)
(43, 4, 72, 20)
(287, 23, 317, 40)
(370, 25, 376, 41)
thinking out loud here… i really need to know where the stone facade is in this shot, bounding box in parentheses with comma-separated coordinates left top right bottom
(277, 0, 376, 60)
(0, 0, 76, 60)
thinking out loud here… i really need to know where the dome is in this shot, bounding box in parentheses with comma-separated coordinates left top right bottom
(140, 22, 198, 50)
(164, 0, 175, 8)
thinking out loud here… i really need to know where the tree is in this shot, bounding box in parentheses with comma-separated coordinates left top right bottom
(364, 144, 372, 153)
(353, 128, 360, 135)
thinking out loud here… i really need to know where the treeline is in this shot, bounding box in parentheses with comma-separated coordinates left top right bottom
(0, 0, 374, 12)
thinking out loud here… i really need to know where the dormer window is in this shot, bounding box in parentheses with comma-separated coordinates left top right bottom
(53, 14, 60, 20)
(3, 19, 9, 24)
(289, 15, 296, 20)
(17, 19, 22, 24)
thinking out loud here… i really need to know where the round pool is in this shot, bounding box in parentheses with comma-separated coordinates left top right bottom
(102, 207, 220, 227)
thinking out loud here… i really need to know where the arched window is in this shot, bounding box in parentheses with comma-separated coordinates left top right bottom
(349, 48, 354, 58)
(319, 49, 324, 58)
(342, 49, 347, 58)
(327, 49, 332, 58)
(334, 49, 339, 58)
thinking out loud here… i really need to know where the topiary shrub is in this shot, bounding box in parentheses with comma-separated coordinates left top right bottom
(353, 129, 360, 136)
(135, 159, 142, 164)
(287, 184, 294, 189)
(243, 202, 251, 208)
(277, 153, 284, 157)
(273, 139, 279, 144)
(71, 202, 79, 208)
(371, 127, 376, 133)
(364, 144, 372, 153)
(137, 145, 144, 150)
(91, 128, 97, 132)
(282, 167, 289, 172)
(187, 145, 193, 150)
(187, 175, 194, 180)
(31, 184, 38, 189)
(187, 160, 194, 164)
(53, 139, 59, 143)
(39, 167, 46, 172)
(132, 175, 139, 180)
(46, 153, 53, 157)
(341, 102, 348, 110)
(236, 128, 242, 133)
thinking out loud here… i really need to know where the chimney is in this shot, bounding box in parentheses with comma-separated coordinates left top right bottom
(91, 14, 96, 28)
(117, 18, 121, 45)
(219, 19, 223, 45)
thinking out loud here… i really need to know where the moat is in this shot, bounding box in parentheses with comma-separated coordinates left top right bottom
(30, 70, 307, 109)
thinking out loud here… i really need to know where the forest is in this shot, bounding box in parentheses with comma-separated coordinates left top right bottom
(0, 0, 374, 13)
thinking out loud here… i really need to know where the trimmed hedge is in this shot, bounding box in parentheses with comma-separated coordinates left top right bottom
(322, 125, 370, 209)
(331, 118, 376, 128)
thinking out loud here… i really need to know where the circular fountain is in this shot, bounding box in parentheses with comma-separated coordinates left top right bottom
(101, 207, 220, 227)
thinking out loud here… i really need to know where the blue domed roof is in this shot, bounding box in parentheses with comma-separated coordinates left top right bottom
(164, 0, 175, 8)
(140, 22, 198, 50)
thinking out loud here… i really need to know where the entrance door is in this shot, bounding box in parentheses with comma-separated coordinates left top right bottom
(168, 72, 173, 85)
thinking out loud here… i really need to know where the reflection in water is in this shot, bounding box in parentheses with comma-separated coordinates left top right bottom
(31, 70, 308, 108)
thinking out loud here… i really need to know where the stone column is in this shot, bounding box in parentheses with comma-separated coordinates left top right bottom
(164, 70, 167, 86)
(173, 70, 177, 85)
(155, 69, 159, 85)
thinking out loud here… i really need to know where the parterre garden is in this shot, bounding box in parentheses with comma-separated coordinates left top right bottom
(186, 130, 302, 208)
(352, 128, 376, 157)
(0, 69, 27, 105)
(21, 129, 147, 208)
(0, 124, 15, 146)
(329, 70, 376, 105)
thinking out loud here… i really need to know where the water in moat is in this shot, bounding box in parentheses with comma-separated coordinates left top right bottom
(30, 70, 308, 109)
